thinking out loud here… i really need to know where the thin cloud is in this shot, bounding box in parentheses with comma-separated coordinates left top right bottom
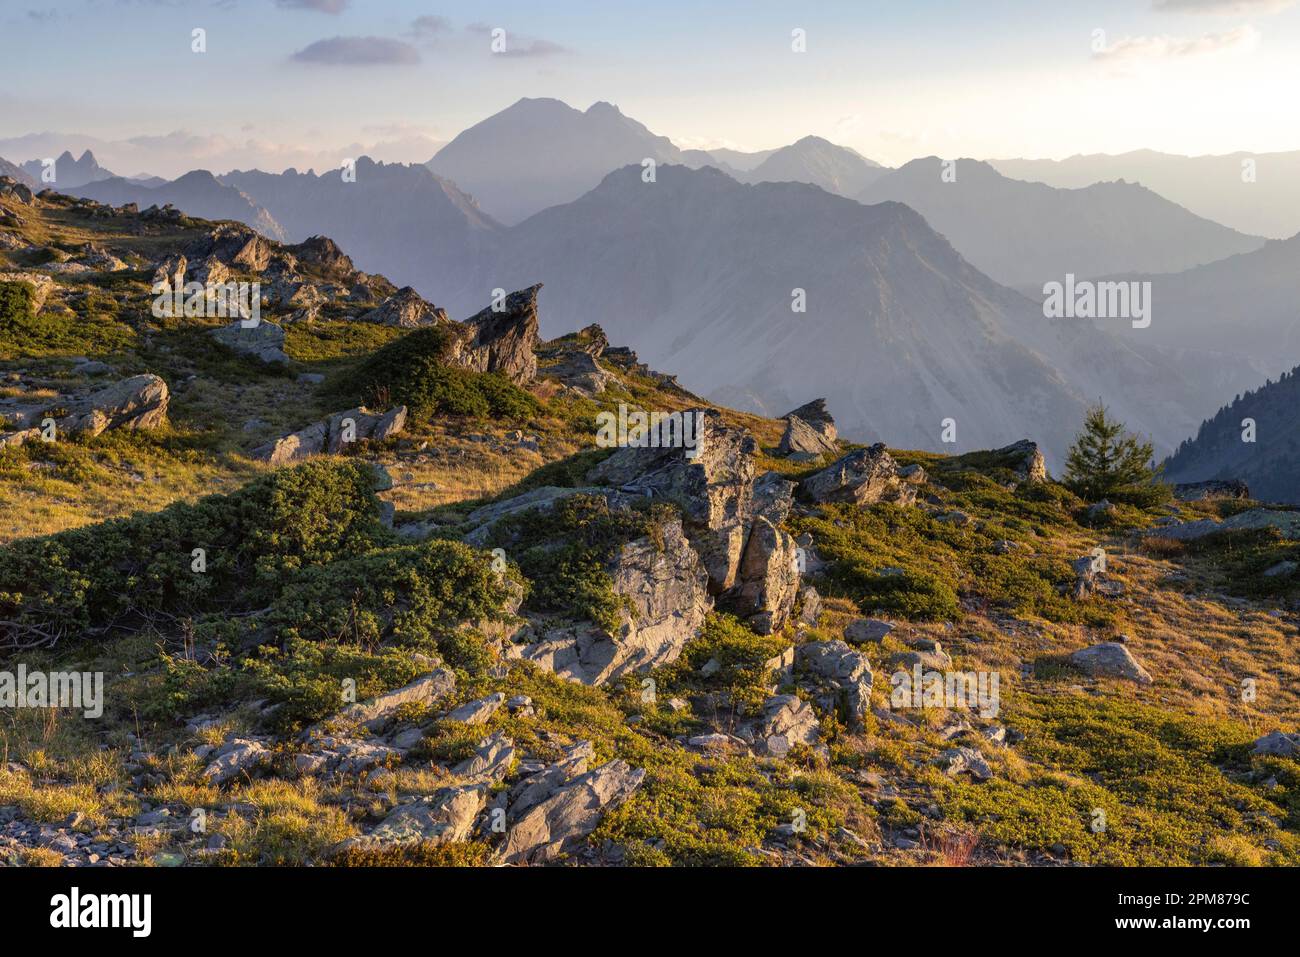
(407, 15, 452, 39)
(1093, 24, 1261, 61)
(291, 35, 420, 66)
(1153, 0, 1296, 13)
(275, 0, 349, 13)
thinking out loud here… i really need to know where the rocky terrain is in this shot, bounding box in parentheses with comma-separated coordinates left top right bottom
(1, 177, 1297, 868)
(858, 157, 1265, 290)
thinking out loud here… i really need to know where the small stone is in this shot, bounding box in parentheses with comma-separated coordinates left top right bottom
(844, 618, 894, 644)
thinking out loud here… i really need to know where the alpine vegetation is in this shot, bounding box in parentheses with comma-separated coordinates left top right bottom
(0, 1, 1297, 899)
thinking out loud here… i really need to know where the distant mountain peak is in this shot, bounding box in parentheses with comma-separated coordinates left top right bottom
(428, 97, 685, 224)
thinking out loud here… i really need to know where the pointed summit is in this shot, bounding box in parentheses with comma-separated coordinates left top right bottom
(427, 98, 683, 224)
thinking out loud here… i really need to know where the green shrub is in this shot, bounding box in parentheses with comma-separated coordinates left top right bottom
(0, 460, 385, 649)
(795, 493, 1115, 625)
(938, 693, 1297, 865)
(655, 613, 791, 712)
(0, 280, 136, 359)
(0, 280, 33, 327)
(244, 638, 429, 731)
(268, 539, 520, 657)
(344, 326, 540, 423)
(488, 494, 674, 633)
(145, 647, 249, 721)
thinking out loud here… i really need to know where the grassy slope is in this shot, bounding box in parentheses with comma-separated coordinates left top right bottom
(1, 188, 1297, 867)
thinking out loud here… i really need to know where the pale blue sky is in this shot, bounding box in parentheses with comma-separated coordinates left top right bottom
(3, 0, 1300, 176)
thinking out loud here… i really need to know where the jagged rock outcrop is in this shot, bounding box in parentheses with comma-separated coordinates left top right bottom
(203, 737, 272, 785)
(150, 254, 186, 290)
(797, 640, 873, 726)
(445, 692, 506, 725)
(584, 408, 803, 633)
(778, 414, 838, 459)
(992, 439, 1048, 483)
(452, 732, 516, 785)
(358, 286, 448, 328)
(332, 670, 457, 732)
(784, 399, 837, 441)
(1069, 642, 1153, 685)
(285, 235, 356, 280)
(801, 443, 924, 506)
(0, 271, 55, 312)
(844, 618, 895, 644)
(59, 374, 169, 437)
(1070, 552, 1105, 599)
(588, 408, 757, 591)
(507, 518, 712, 685)
(503, 741, 594, 819)
(367, 785, 486, 845)
(545, 350, 614, 395)
(448, 285, 541, 384)
(750, 694, 820, 755)
(1252, 730, 1300, 758)
(495, 759, 645, 865)
(939, 746, 993, 781)
(778, 399, 839, 459)
(730, 516, 799, 634)
(209, 319, 289, 365)
(189, 222, 273, 273)
(0, 177, 35, 204)
(251, 405, 407, 466)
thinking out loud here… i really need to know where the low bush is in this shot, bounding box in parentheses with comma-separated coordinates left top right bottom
(344, 326, 540, 423)
(488, 494, 676, 633)
(0, 459, 385, 649)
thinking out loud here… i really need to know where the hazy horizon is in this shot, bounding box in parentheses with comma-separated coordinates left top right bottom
(5, 0, 1300, 179)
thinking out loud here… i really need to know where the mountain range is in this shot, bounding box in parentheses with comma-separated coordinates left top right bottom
(446, 163, 1256, 466)
(858, 158, 1265, 290)
(77, 170, 288, 242)
(9, 98, 1292, 476)
(991, 149, 1300, 241)
(1104, 231, 1300, 380)
(19, 149, 114, 190)
(1163, 365, 1300, 505)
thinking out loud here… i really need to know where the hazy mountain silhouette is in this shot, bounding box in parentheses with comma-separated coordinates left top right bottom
(76, 171, 287, 241)
(0, 157, 38, 189)
(1101, 232, 1300, 379)
(990, 149, 1300, 241)
(705, 147, 779, 171)
(859, 158, 1265, 289)
(19, 149, 114, 189)
(447, 164, 1243, 464)
(223, 158, 500, 293)
(741, 135, 887, 197)
(427, 98, 685, 225)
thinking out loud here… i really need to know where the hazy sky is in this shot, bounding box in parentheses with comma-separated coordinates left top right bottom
(4, 0, 1300, 177)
